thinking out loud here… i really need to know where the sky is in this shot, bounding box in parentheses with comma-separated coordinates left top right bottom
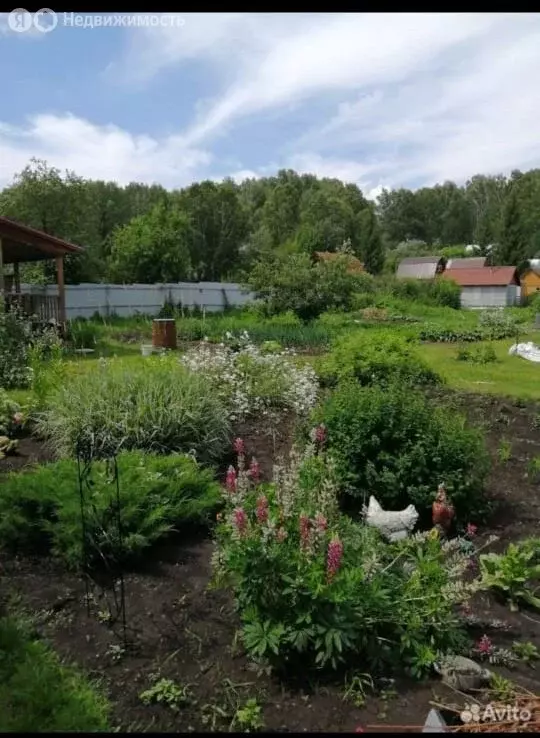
(1, 11, 540, 199)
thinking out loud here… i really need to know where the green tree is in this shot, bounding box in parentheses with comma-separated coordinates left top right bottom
(498, 187, 528, 265)
(356, 206, 384, 274)
(175, 179, 248, 280)
(0, 159, 99, 282)
(108, 202, 193, 283)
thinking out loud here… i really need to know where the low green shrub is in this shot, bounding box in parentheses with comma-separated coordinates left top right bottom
(0, 306, 65, 390)
(0, 451, 221, 569)
(313, 382, 489, 522)
(382, 276, 461, 309)
(213, 443, 475, 677)
(36, 355, 231, 462)
(480, 538, 540, 611)
(0, 307, 32, 388)
(0, 616, 109, 731)
(319, 331, 441, 388)
(456, 345, 498, 365)
(0, 389, 23, 437)
(420, 325, 516, 343)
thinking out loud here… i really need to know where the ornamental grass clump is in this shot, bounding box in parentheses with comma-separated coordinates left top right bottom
(212, 433, 481, 678)
(181, 333, 318, 423)
(36, 354, 231, 462)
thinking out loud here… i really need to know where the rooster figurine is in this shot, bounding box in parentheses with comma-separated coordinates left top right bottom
(363, 495, 419, 542)
(432, 483, 455, 535)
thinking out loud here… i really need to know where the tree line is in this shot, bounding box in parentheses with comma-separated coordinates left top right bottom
(1, 158, 539, 284)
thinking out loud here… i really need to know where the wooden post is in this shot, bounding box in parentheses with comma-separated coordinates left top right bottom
(56, 256, 66, 324)
(13, 261, 20, 294)
(0, 237, 4, 294)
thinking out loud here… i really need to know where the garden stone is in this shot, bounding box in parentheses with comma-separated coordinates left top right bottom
(435, 655, 492, 692)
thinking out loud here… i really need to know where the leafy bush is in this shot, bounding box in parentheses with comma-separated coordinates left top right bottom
(247, 252, 363, 321)
(0, 616, 109, 731)
(313, 382, 489, 522)
(37, 355, 231, 462)
(478, 310, 517, 333)
(213, 442, 476, 677)
(0, 451, 221, 568)
(181, 335, 318, 423)
(319, 331, 441, 388)
(383, 276, 461, 309)
(480, 539, 540, 611)
(456, 345, 498, 365)
(0, 307, 34, 388)
(0, 389, 23, 437)
(419, 325, 515, 343)
(0, 306, 65, 389)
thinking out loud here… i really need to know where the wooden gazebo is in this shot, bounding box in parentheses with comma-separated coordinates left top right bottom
(0, 216, 84, 324)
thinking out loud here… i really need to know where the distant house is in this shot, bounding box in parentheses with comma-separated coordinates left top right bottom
(446, 257, 487, 269)
(519, 260, 540, 301)
(443, 267, 520, 308)
(396, 256, 445, 280)
(314, 251, 365, 274)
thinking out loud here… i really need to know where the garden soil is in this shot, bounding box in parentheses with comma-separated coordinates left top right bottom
(2, 393, 540, 732)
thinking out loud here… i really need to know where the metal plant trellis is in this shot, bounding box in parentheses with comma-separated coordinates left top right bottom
(76, 434, 128, 645)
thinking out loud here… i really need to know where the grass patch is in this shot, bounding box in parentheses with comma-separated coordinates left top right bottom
(421, 337, 540, 400)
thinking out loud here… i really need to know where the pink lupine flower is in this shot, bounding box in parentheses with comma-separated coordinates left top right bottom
(226, 465, 237, 493)
(315, 423, 327, 446)
(249, 457, 261, 483)
(233, 437, 245, 456)
(315, 513, 328, 532)
(476, 634, 493, 655)
(233, 507, 248, 536)
(355, 728, 365, 734)
(326, 536, 343, 581)
(12, 412, 24, 426)
(256, 495, 269, 524)
(276, 527, 287, 543)
(299, 514, 311, 549)
(466, 523, 478, 537)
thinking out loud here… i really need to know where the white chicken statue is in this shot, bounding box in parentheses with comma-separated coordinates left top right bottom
(363, 495, 419, 542)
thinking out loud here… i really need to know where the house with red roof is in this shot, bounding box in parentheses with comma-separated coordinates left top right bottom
(442, 266, 520, 308)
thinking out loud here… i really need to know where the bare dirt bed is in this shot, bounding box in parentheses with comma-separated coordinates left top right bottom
(2, 394, 540, 733)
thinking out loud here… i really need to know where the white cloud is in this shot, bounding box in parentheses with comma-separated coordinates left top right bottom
(4, 13, 540, 196)
(0, 113, 212, 188)
(115, 12, 540, 191)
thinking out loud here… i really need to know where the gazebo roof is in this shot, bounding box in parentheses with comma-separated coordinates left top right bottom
(0, 216, 84, 264)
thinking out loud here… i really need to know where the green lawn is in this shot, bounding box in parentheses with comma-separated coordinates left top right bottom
(421, 337, 540, 400)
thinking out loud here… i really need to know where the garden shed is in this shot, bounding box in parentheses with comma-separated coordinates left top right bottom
(396, 256, 445, 280)
(0, 216, 83, 324)
(443, 266, 520, 308)
(519, 260, 540, 301)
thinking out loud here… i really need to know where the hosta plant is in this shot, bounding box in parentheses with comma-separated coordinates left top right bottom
(480, 539, 540, 611)
(212, 435, 479, 678)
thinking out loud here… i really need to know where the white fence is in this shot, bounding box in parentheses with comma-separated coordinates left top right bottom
(19, 282, 255, 320)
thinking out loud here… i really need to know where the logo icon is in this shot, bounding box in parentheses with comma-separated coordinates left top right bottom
(33, 8, 57, 33)
(7, 8, 33, 32)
